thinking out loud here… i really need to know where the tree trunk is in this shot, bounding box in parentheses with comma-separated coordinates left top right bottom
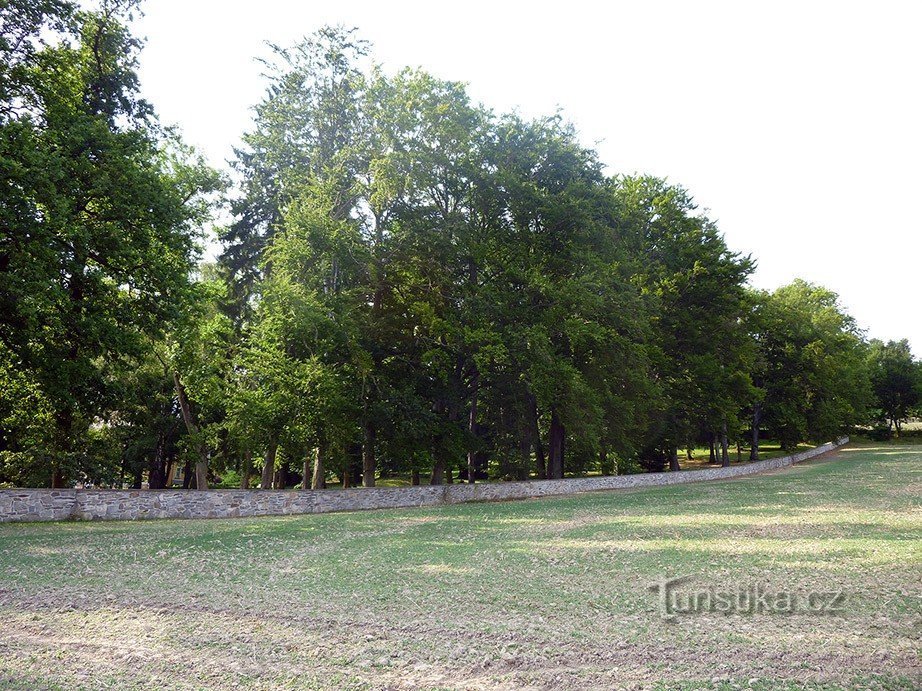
(446, 467, 453, 484)
(240, 451, 252, 489)
(274, 461, 289, 489)
(430, 458, 444, 485)
(342, 463, 351, 488)
(411, 469, 420, 486)
(131, 465, 143, 489)
(720, 419, 730, 467)
(467, 371, 479, 484)
(173, 371, 209, 489)
(51, 468, 67, 488)
(527, 393, 546, 479)
(518, 426, 532, 479)
(750, 403, 761, 461)
(148, 431, 168, 489)
(301, 454, 311, 490)
(118, 452, 127, 489)
(181, 460, 193, 489)
(548, 409, 565, 479)
(708, 436, 716, 464)
(194, 459, 208, 490)
(347, 442, 362, 486)
(669, 446, 681, 472)
(363, 420, 376, 487)
(261, 441, 277, 489)
(311, 446, 324, 490)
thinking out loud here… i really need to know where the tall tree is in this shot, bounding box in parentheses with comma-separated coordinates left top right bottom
(0, 1, 219, 486)
(220, 26, 368, 322)
(612, 176, 755, 471)
(755, 281, 870, 449)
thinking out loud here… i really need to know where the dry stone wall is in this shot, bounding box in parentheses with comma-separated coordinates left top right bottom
(0, 437, 848, 523)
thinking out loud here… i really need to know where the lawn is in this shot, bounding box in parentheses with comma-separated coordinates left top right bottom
(0, 442, 919, 689)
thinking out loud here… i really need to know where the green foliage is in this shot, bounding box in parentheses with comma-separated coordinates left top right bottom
(0, 343, 55, 486)
(752, 280, 871, 448)
(612, 175, 756, 464)
(0, 1, 219, 486)
(1, 17, 908, 487)
(867, 339, 920, 434)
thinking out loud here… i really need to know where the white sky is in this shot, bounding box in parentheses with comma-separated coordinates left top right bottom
(136, 0, 921, 353)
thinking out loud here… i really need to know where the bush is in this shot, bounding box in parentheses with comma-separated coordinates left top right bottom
(618, 455, 645, 475)
(214, 469, 242, 488)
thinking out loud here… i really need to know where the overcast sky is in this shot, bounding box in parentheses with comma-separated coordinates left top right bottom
(136, 0, 921, 352)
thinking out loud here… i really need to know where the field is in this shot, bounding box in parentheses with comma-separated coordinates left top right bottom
(0, 443, 919, 690)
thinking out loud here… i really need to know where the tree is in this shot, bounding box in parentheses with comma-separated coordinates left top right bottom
(754, 281, 870, 449)
(867, 339, 920, 436)
(220, 26, 368, 322)
(484, 117, 658, 480)
(112, 349, 184, 490)
(5, 16, 895, 490)
(0, 1, 219, 486)
(230, 188, 358, 490)
(612, 176, 755, 471)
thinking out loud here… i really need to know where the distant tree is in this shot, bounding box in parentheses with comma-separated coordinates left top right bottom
(612, 176, 755, 471)
(867, 339, 920, 436)
(755, 281, 870, 449)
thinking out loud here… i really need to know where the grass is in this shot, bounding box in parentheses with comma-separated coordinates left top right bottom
(0, 442, 919, 689)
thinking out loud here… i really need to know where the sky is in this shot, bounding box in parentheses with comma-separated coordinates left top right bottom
(135, 0, 921, 352)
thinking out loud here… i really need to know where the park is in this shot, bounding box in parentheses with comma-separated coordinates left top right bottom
(1, 1, 920, 689)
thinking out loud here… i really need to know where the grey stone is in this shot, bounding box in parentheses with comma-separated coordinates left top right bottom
(0, 437, 847, 523)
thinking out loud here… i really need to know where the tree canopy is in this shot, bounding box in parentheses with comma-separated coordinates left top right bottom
(1, 14, 914, 490)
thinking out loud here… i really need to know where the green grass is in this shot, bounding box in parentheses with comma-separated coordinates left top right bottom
(0, 442, 919, 689)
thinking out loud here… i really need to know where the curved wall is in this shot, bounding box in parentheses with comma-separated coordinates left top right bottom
(0, 437, 849, 523)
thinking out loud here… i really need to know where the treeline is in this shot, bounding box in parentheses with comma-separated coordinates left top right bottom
(1, 5, 919, 489)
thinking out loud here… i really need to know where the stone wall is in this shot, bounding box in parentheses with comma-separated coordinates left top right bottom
(0, 437, 848, 523)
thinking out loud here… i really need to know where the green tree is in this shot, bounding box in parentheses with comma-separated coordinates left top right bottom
(612, 176, 755, 470)
(0, 2, 219, 486)
(867, 339, 920, 436)
(755, 281, 870, 449)
(220, 26, 368, 322)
